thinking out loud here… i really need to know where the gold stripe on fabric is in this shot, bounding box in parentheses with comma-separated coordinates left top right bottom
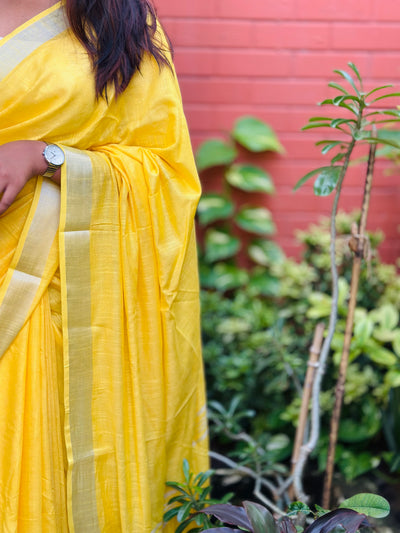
(60, 147, 100, 533)
(0, 179, 60, 358)
(0, 3, 66, 82)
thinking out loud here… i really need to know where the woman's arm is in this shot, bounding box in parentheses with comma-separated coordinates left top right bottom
(0, 140, 61, 215)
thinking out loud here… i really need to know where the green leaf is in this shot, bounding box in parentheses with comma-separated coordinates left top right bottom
(235, 207, 276, 235)
(302, 122, 331, 131)
(348, 62, 363, 86)
(333, 69, 360, 95)
(232, 116, 285, 153)
(320, 141, 343, 154)
(248, 271, 281, 296)
(197, 194, 234, 225)
(293, 166, 333, 191)
(213, 264, 249, 291)
(196, 139, 237, 171)
(331, 118, 355, 128)
(225, 164, 275, 193)
(204, 229, 241, 263)
(182, 458, 190, 482)
(365, 84, 393, 97)
(338, 451, 380, 481)
(163, 507, 180, 522)
(248, 239, 285, 266)
(243, 501, 277, 533)
(393, 330, 400, 357)
(313, 166, 342, 196)
(177, 501, 193, 523)
(328, 81, 349, 95)
(371, 92, 400, 103)
(353, 317, 374, 345)
(364, 339, 397, 367)
(371, 304, 399, 331)
(287, 502, 312, 517)
(339, 493, 390, 518)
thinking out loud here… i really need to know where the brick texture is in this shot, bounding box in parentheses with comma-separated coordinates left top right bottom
(156, 0, 400, 264)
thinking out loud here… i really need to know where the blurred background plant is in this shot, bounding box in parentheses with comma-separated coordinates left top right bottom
(201, 212, 400, 494)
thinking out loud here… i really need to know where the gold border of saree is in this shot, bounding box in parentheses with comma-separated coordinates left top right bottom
(59, 147, 100, 533)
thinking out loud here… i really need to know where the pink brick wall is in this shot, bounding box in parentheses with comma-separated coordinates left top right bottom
(156, 0, 400, 263)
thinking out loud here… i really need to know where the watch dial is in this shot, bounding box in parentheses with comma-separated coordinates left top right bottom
(45, 145, 65, 165)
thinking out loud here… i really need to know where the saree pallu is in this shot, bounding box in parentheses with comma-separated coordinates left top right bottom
(0, 3, 208, 532)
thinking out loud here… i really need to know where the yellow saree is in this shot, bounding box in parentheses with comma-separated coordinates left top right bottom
(0, 3, 208, 532)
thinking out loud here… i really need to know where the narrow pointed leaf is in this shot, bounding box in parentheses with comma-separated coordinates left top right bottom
(320, 141, 342, 154)
(319, 98, 334, 105)
(235, 207, 276, 235)
(199, 503, 252, 530)
(348, 62, 362, 86)
(366, 84, 393, 97)
(333, 69, 360, 95)
(304, 508, 370, 533)
(197, 194, 234, 225)
(293, 166, 333, 191)
(313, 166, 342, 196)
(339, 493, 390, 518)
(226, 164, 275, 193)
(196, 139, 237, 171)
(244, 501, 277, 533)
(371, 92, 400, 103)
(302, 122, 331, 131)
(328, 82, 349, 94)
(309, 116, 335, 122)
(331, 118, 355, 128)
(333, 94, 360, 105)
(232, 116, 285, 153)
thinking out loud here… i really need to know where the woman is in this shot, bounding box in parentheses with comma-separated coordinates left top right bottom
(0, 1, 208, 531)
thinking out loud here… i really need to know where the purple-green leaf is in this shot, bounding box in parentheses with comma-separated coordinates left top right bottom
(278, 517, 297, 533)
(199, 503, 252, 530)
(244, 501, 277, 533)
(304, 508, 370, 533)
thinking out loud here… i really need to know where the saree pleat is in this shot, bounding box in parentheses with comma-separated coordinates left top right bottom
(0, 3, 208, 532)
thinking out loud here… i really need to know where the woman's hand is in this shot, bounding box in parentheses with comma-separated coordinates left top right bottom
(0, 140, 50, 215)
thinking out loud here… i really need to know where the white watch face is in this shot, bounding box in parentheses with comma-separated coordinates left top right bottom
(44, 144, 65, 166)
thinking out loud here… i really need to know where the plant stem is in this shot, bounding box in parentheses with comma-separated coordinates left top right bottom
(322, 141, 376, 508)
(292, 132, 357, 501)
(290, 322, 324, 499)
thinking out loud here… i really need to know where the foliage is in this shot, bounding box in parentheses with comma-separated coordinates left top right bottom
(196, 116, 285, 292)
(294, 62, 400, 197)
(163, 459, 233, 533)
(201, 212, 400, 484)
(198, 492, 389, 532)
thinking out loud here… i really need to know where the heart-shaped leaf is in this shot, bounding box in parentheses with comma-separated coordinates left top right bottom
(196, 139, 237, 171)
(226, 164, 275, 193)
(204, 229, 241, 263)
(197, 194, 234, 225)
(232, 116, 285, 153)
(235, 207, 275, 235)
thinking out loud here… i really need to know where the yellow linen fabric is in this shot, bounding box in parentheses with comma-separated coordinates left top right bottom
(0, 3, 208, 532)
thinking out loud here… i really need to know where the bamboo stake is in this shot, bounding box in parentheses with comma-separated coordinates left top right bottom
(322, 141, 376, 509)
(290, 323, 325, 499)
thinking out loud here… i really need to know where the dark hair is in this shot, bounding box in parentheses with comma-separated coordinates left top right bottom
(65, 0, 172, 97)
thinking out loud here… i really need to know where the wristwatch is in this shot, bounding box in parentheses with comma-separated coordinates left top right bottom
(42, 143, 65, 178)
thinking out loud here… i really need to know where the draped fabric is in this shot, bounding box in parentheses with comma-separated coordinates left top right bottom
(0, 3, 208, 532)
